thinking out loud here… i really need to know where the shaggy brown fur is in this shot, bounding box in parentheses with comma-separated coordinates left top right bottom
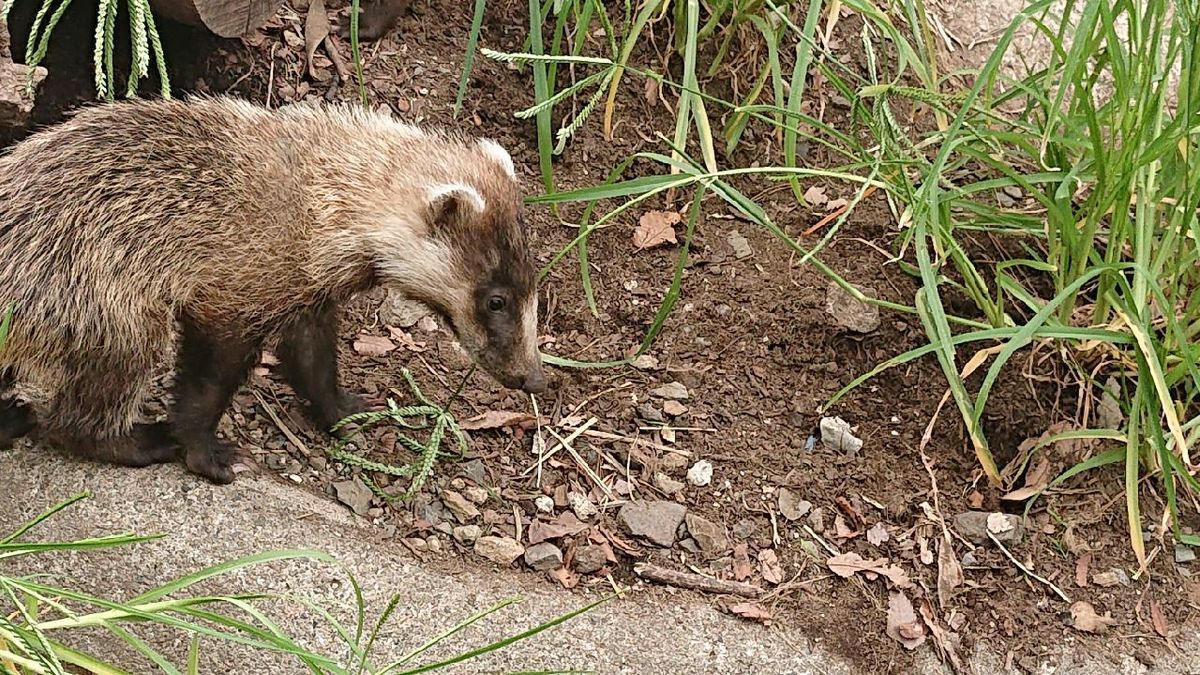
(0, 95, 545, 484)
(340, 0, 411, 41)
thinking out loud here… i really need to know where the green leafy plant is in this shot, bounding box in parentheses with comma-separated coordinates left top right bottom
(1, 0, 170, 99)
(326, 368, 471, 501)
(0, 493, 610, 673)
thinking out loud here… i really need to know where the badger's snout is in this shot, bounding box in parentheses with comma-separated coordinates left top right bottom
(520, 369, 547, 394)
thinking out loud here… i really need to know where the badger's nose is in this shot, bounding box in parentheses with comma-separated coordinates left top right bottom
(521, 370, 548, 395)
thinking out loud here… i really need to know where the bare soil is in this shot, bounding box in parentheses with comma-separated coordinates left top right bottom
(4, 0, 1198, 672)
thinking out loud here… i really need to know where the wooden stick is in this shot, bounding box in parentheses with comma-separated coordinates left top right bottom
(634, 563, 763, 598)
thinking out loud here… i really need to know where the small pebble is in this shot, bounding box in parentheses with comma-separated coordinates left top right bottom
(687, 460, 713, 487)
(534, 495, 555, 513)
(453, 525, 482, 545)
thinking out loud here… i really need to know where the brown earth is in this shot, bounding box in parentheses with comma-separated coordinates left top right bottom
(3, 0, 1198, 673)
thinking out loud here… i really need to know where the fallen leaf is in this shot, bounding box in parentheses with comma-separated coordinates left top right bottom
(834, 514, 861, 539)
(834, 496, 866, 529)
(386, 326, 427, 352)
(803, 185, 829, 207)
(527, 512, 589, 545)
(758, 549, 784, 585)
(633, 211, 680, 250)
(967, 491, 984, 509)
(936, 535, 963, 608)
(460, 410, 536, 431)
(1001, 456, 1052, 501)
(728, 602, 773, 624)
(732, 543, 753, 581)
(1070, 601, 1116, 633)
(825, 197, 849, 211)
(867, 522, 890, 547)
(918, 536, 935, 565)
(1150, 600, 1168, 637)
(353, 335, 396, 356)
(886, 591, 927, 650)
(1075, 553, 1091, 588)
(549, 567, 580, 589)
(918, 598, 964, 672)
(827, 552, 911, 588)
(304, 0, 331, 79)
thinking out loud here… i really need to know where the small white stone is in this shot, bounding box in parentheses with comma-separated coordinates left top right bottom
(687, 460, 713, 487)
(534, 495, 555, 513)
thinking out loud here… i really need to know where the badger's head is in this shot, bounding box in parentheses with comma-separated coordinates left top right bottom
(378, 137, 546, 395)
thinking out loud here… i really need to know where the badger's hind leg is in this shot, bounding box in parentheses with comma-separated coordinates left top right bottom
(171, 318, 259, 484)
(38, 360, 180, 467)
(277, 302, 370, 435)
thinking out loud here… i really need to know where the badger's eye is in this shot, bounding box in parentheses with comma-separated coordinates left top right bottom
(487, 295, 507, 312)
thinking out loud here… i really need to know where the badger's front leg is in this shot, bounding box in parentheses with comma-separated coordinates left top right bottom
(171, 318, 259, 484)
(277, 301, 371, 435)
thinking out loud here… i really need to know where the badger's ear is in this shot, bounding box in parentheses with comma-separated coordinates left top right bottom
(478, 138, 516, 178)
(425, 183, 486, 231)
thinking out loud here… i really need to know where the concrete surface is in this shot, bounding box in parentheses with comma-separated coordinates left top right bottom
(3, 444, 1199, 674)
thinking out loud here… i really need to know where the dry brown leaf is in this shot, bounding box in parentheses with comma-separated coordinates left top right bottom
(1002, 456, 1052, 501)
(549, 567, 580, 589)
(886, 591, 927, 650)
(527, 512, 589, 545)
(633, 211, 680, 250)
(1075, 553, 1091, 588)
(803, 185, 829, 207)
(1070, 601, 1116, 633)
(460, 410, 536, 431)
(825, 197, 849, 211)
(386, 326, 427, 352)
(867, 522, 890, 547)
(834, 514, 860, 539)
(918, 598, 964, 672)
(728, 602, 773, 624)
(732, 543, 753, 582)
(304, 0, 331, 79)
(827, 552, 911, 588)
(1150, 600, 1169, 637)
(758, 549, 784, 585)
(936, 535, 963, 608)
(353, 335, 396, 356)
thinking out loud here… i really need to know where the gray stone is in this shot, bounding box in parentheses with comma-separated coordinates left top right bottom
(534, 496, 555, 513)
(808, 507, 826, 534)
(620, 500, 688, 547)
(952, 511, 1024, 545)
(413, 493, 446, 526)
(524, 542, 564, 571)
(727, 230, 753, 259)
(778, 488, 811, 521)
(453, 525, 482, 546)
(426, 536, 443, 553)
(442, 490, 481, 523)
(474, 536, 524, 565)
(685, 514, 729, 554)
(687, 460, 713, 487)
(637, 403, 665, 423)
(650, 382, 690, 401)
(332, 478, 372, 517)
(463, 485, 489, 505)
(1176, 545, 1197, 564)
(574, 545, 608, 574)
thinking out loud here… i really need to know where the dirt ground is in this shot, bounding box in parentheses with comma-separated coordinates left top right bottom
(3, 0, 1199, 673)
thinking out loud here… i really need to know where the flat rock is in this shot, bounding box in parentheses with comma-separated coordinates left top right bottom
(778, 488, 811, 521)
(524, 542, 564, 571)
(574, 545, 608, 574)
(463, 486, 489, 505)
(620, 500, 687, 547)
(654, 472, 685, 496)
(952, 511, 1024, 545)
(452, 525, 481, 546)
(819, 416, 863, 455)
(332, 478, 372, 517)
(1176, 545, 1197, 564)
(727, 230, 753, 259)
(685, 514, 729, 554)
(442, 490, 481, 523)
(474, 536, 525, 565)
(568, 491, 598, 520)
(650, 382, 690, 400)
(825, 282, 880, 333)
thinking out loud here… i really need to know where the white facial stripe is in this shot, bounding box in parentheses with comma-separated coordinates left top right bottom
(478, 138, 516, 178)
(426, 183, 486, 215)
(521, 290, 540, 357)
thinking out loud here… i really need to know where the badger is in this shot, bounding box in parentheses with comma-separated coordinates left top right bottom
(0, 95, 546, 485)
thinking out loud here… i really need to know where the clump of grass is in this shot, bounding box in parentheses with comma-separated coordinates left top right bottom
(0, 492, 610, 673)
(1, 0, 170, 99)
(326, 368, 471, 501)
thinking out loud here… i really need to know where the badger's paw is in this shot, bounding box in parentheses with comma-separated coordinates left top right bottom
(185, 440, 256, 485)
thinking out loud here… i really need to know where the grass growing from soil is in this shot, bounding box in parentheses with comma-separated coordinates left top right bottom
(0, 492, 608, 673)
(475, 0, 1199, 561)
